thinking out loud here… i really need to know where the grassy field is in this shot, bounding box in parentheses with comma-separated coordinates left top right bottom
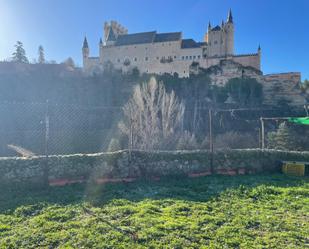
(0, 174, 308, 248)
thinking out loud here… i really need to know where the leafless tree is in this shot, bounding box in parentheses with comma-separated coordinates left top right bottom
(119, 77, 185, 150)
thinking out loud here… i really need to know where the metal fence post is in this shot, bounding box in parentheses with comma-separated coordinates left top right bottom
(209, 109, 214, 174)
(43, 100, 50, 186)
(260, 117, 265, 150)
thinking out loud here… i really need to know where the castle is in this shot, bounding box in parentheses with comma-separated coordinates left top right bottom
(82, 10, 261, 77)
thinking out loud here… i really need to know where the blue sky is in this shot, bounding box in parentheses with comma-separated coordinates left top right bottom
(0, 0, 308, 79)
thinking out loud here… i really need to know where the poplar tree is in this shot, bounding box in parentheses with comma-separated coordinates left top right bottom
(38, 45, 45, 64)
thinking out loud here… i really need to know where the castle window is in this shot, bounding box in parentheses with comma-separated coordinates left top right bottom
(193, 56, 196, 59)
(182, 56, 184, 60)
(174, 56, 177, 59)
(214, 41, 218, 45)
(134, 57, 137, 62)
(198, 55, 201, 59)
(186, 56, 188, 60)
(189, 56, 192, 59)
(184, 71, 186, 73)
(156, 57, 159, 60)
(145, 57, 148, 61)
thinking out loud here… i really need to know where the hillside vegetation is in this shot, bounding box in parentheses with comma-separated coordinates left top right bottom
(0, 174, 308, 248)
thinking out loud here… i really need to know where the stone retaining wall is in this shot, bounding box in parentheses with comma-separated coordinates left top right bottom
(0, 149, 308, 187)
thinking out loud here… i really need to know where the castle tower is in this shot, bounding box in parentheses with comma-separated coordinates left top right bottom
(82, 37, 89, 68)
(225, 8, 234, 55)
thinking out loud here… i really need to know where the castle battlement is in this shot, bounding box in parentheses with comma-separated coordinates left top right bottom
(82, 9, 261, 78)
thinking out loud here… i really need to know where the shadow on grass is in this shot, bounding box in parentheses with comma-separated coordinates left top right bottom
(0, 174, 307, 213)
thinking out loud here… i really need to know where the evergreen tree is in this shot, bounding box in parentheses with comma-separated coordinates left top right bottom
(12, 41, 29, 63)
(267, 122, 298, 150)
(38, 45, 45, 64)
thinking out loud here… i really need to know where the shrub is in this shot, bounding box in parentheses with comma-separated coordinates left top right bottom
(225, 78, 263, 106)
(176, 131, 199, 150)
(215, 132, 258, 149)
(267, 122, 308, 151)
(107, 138, 122, 152)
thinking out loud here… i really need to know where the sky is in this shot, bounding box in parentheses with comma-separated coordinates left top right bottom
(0, 0, 308, 79)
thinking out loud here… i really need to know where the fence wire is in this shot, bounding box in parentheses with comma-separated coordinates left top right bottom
(0, 101, 307, 157)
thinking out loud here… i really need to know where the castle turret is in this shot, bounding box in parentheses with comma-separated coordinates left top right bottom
(227, 8, 233, 23)
(82, 37, 89, 68)
(257, 44, 262, 70)
(99, 38, 103, 59)
(204, 22, 212, 42)
(225, 8, 234, 55)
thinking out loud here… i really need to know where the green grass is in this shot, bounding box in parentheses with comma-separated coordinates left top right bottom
(0, 174, 308, 248)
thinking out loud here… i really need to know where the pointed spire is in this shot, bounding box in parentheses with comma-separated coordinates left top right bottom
(221, 20, 225, 27)
(99, 38, 103, 45)
(258, 44, 261, 52)
(107, 27, 116, 41)
(227, 8, 233, 23)
(83, 37, 88, 48)
(208, 21, 211, 31)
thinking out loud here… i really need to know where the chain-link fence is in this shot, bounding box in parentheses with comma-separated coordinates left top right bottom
(0, 101, 307, 157)
(0, 101, 122, 157)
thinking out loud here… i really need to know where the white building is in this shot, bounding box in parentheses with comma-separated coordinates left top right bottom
(82, 10, 261, 77)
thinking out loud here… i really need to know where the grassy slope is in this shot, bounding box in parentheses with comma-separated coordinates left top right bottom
(0, 174, 308, 248)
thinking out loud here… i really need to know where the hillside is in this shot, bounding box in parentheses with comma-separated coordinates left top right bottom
(0, 61, 307, 156)
(0, 175, 308, 248)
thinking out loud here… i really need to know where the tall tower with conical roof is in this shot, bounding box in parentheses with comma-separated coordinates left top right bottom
(225, 8, 234, 55)
(82, 37, 89, 68)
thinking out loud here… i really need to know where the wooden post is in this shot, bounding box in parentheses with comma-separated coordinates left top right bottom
(209, 109, 214, 173)
(260, 117, 265, 150)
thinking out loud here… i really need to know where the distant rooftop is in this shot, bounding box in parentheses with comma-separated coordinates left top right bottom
(181, 39, 200, 49)
(211, 25, 221, 31)
(154, 32, 182, 43)
(113, 31, 182, 46)
(115, 31, 156, 46)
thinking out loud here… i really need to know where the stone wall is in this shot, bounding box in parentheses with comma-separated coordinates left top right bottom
(263, 72, 305, 106)
(199, 60, 305, 106)
(1, 149, 308, 187)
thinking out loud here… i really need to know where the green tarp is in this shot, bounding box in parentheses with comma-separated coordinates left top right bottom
(288, 117, 309, 125)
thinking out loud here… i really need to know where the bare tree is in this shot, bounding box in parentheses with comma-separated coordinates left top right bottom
(119, 77, 185, 150)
